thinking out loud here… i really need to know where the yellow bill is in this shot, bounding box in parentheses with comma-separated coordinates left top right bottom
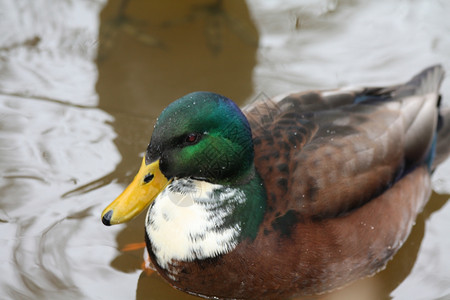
(101, 157, 169, 226)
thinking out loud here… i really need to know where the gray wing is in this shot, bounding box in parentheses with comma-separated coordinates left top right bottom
(247, 65, 445, 219)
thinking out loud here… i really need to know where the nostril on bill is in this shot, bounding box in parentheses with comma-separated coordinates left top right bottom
(143, 174, 154, 183)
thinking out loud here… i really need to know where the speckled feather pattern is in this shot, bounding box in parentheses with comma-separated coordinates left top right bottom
(146, 66, 449, 300)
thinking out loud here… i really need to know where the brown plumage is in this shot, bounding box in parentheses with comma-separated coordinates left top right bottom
(141, 66, 449, 299)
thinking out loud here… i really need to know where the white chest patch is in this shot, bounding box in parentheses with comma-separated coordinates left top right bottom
(145, 178, 245, 272)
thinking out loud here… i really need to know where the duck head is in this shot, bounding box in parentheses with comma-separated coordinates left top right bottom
(101, 92, 255, 225)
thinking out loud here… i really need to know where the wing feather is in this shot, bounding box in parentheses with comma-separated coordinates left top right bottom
(245, 65, 445, 220)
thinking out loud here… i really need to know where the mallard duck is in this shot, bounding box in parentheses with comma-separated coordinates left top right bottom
(101, 65, 449, 300)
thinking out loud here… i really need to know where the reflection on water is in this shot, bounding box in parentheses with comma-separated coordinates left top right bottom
(0, 0, 449, 299)
(0, 0, 126, 299)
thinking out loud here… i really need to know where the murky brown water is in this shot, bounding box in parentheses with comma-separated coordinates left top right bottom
(1, 0, 450, 299)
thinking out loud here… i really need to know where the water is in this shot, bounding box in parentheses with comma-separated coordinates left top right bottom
(0, 0, 449, 299)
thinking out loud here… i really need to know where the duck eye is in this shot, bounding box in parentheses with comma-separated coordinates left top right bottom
(185, 133, 199, 144)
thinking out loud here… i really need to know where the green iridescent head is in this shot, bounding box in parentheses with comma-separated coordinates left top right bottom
(146, 92, 254, 184)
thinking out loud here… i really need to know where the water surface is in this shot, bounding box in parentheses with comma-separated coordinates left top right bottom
(0, 0, 449, 299)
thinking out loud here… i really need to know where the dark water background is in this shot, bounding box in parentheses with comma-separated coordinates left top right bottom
(0, 0, 449, 299)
